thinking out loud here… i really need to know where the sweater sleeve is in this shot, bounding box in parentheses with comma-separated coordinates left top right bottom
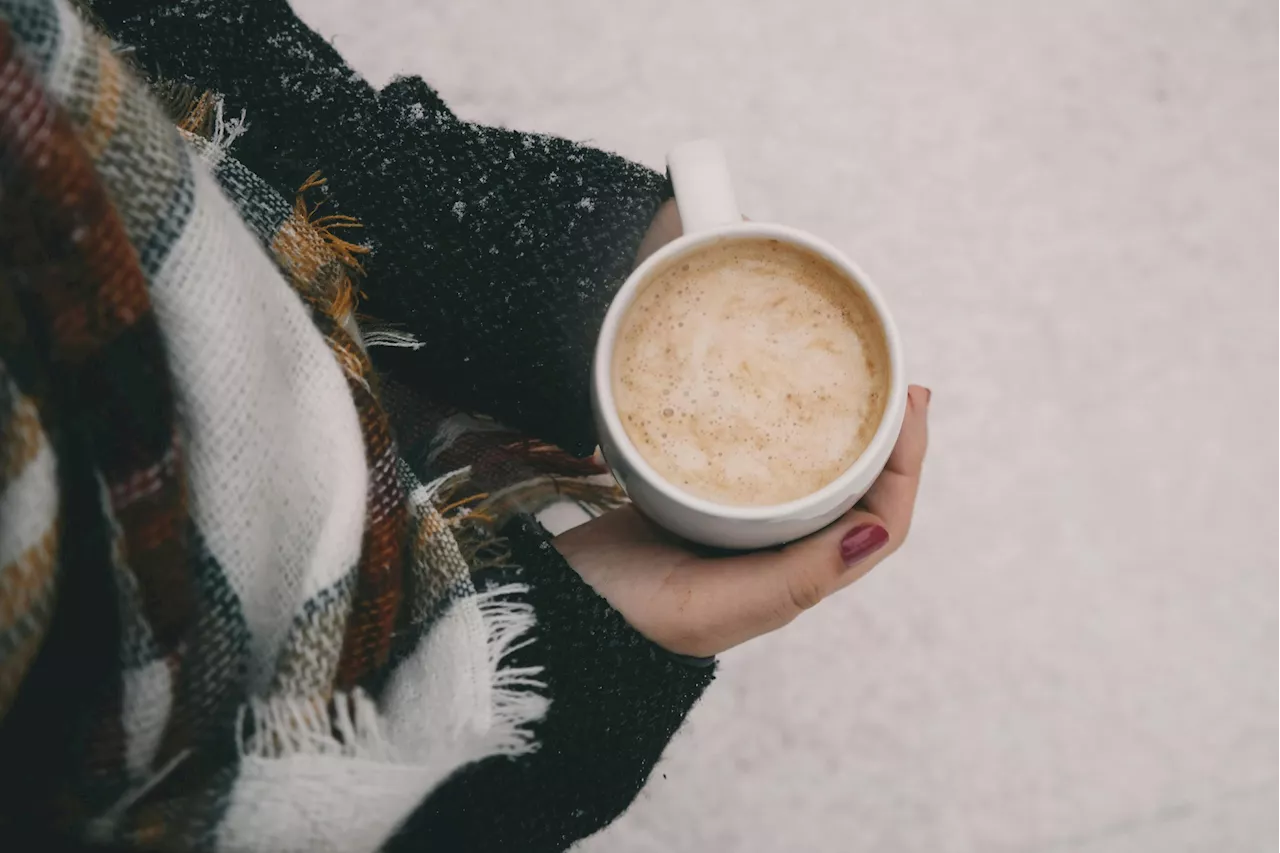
(91, 0, 670, 456)
(385, 515, 715, 853)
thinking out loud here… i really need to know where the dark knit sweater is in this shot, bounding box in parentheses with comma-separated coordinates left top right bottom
(95, 0, 667, 458)
(81, 1, 712, 851)
(391, 518, 712, 853)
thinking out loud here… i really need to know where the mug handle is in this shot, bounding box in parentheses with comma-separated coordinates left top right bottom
(667, 139, 741, 234)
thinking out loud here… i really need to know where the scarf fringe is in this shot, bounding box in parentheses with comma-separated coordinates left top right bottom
(174, 91, 247, 167)
(233, 581, 546, 764)
(498, 438, 610, 477)
(471, 476, 626, 531)
(85, 748, 192, 843)
(361, 327, 426, 350)
(472, 585, 550, 756)
(236, 690, 391, 762)
(426, 413, 507, 464)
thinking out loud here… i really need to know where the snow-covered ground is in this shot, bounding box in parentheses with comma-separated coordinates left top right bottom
(294, 2, 1277, 849)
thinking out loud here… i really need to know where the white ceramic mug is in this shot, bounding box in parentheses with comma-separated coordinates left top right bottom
(591, 139, 908, 549)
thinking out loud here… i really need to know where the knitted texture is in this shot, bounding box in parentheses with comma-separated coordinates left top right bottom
(0, 3, 620, 849)
(3, 2, 715, 851)
(389, 516, 717, 853)
(87, 0, 673, 457)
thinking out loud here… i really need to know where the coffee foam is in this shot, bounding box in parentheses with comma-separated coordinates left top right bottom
(612, 238, 890, 507)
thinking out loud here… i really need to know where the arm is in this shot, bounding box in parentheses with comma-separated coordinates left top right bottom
(91, 0, 669, 455)
(389, 388, 930, 851)
(387, 515, 714, 853)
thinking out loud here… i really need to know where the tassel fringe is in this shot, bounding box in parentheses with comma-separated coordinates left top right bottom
(232, 585, 547, 764)
(471, 585, 550, 756)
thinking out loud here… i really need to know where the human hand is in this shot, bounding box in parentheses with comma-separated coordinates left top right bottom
(553, 385, 931, 658)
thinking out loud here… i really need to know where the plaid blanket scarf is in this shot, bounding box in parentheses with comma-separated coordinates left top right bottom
(0, 1, 622, 849)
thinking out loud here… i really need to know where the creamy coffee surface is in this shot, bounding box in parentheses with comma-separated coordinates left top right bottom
(612, 238, 890, 506)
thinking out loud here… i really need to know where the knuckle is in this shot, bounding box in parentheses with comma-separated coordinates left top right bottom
(785, 571, 826, 614)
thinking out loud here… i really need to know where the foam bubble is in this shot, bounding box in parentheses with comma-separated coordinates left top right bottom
(612, 238, 891, 506)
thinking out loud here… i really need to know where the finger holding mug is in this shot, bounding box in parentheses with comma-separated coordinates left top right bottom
(592, 139, 908, 550)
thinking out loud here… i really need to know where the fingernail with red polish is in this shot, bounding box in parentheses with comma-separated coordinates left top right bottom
(840, 523, 889, 569)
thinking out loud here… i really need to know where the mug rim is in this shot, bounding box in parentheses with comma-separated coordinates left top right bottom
(593, 221, 908, 521)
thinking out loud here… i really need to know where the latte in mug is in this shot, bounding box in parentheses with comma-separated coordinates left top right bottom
(612, 238, 890, 507)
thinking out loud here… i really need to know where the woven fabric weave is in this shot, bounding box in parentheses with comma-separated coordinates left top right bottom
(0, 2, 625, 849)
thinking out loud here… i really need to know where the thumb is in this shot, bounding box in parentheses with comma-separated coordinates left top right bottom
(663, 509, 891, 657)
(741, 510, 892, 625)
(723, 385, 931, 633)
